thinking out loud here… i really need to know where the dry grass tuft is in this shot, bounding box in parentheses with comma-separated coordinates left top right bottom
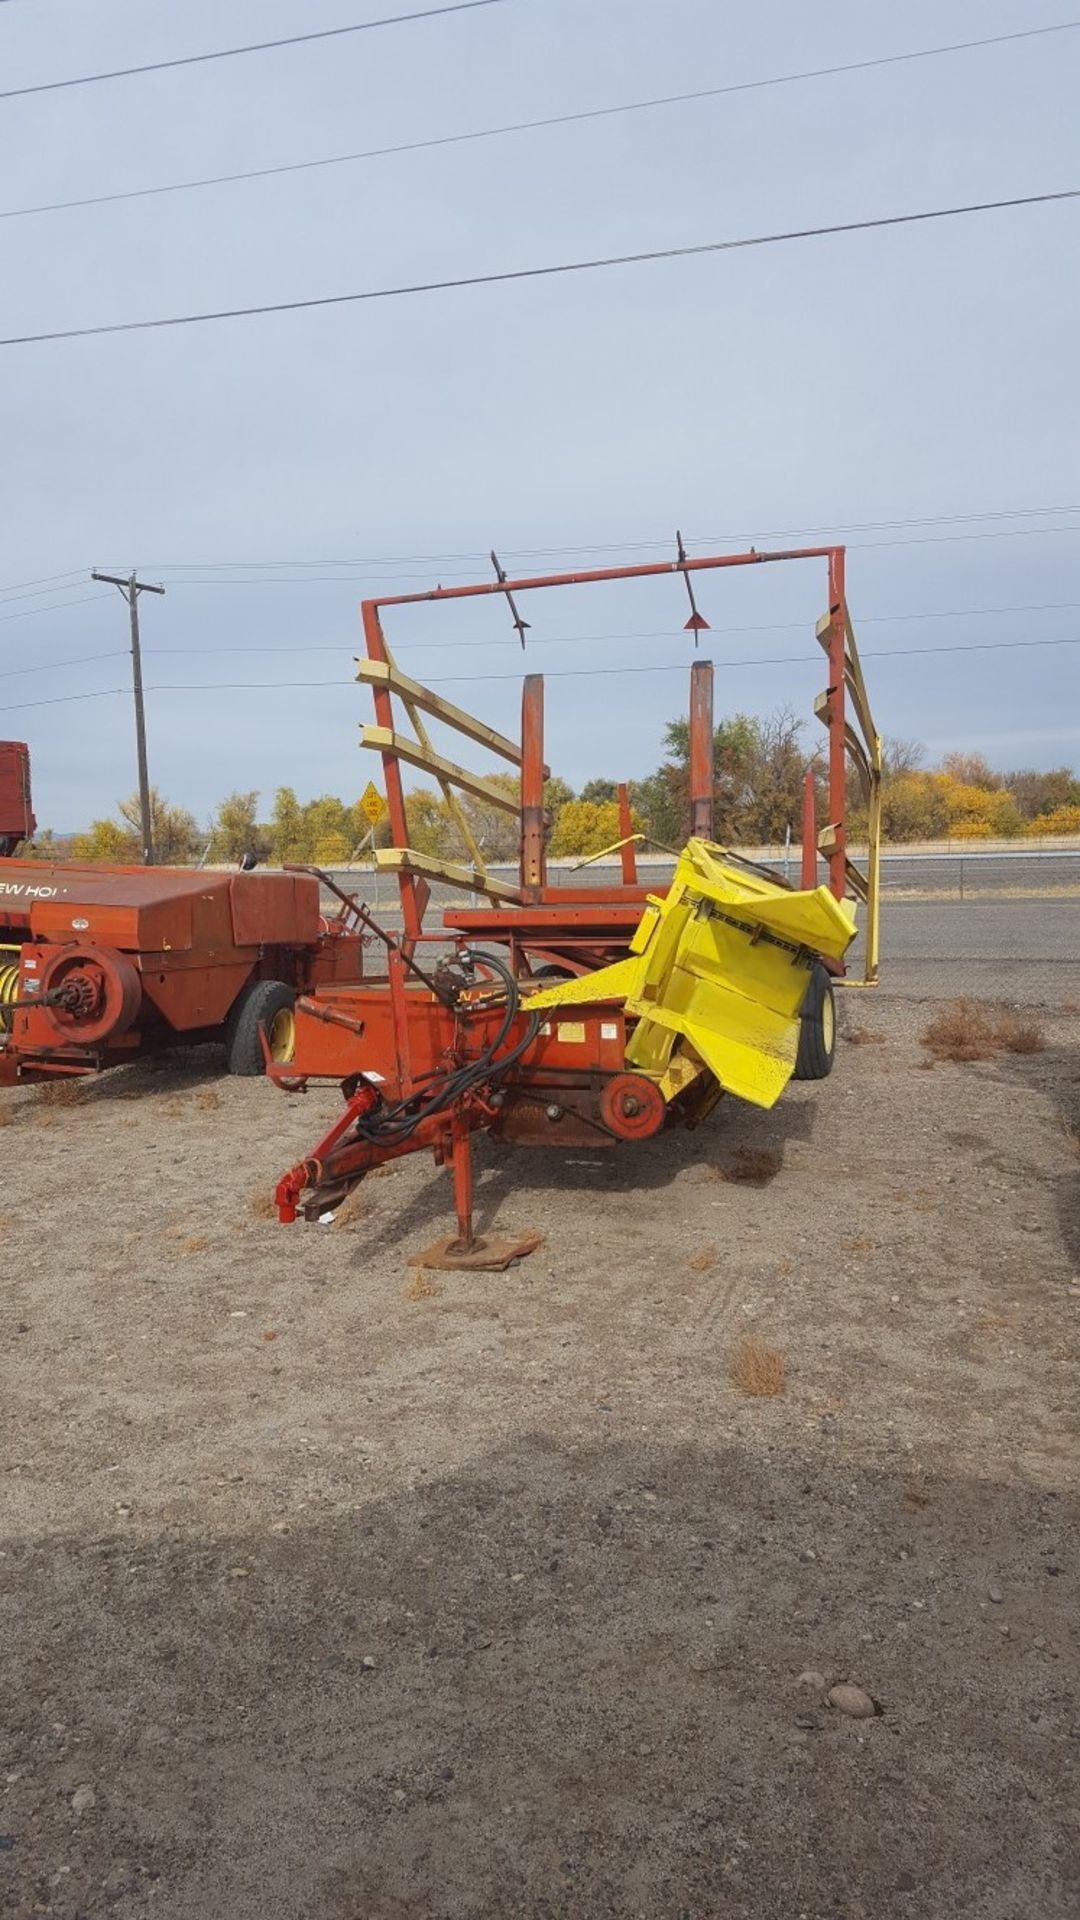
(846, 1027, 885, 1046)
(922, 1000, 1045, 1062)
(181, 1235, 209, 1256)
(38, 1078, 87, 1107)
(331, 1184, 370, 1231)
(713, 1145, 782, 1187)
(688, 1245, 717, 1274)
(249, 1189, 278, 1221)
(194, 1086, 222, 1112)
(730, 1336, 786, 1398)
(994, 1011, 1045, 1055)
(404, 1268, 441, 1301)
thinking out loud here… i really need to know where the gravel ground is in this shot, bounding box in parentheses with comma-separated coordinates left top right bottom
(1, 987, 1078, 1919)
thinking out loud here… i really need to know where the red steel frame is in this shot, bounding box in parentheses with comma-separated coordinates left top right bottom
(358, 545, 879, 981)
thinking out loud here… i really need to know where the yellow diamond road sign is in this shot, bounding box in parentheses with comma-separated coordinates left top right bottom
(359, 781, 387, 825)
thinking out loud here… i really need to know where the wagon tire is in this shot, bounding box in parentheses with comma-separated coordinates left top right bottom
(225, 978, 296, 1077)
(793, 963, 836, 1081)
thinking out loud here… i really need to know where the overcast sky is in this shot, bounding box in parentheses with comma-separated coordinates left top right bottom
(1, 0, 1077, 833)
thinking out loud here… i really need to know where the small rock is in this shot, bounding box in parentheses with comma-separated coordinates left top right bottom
(71, 1785, 96, 1814)
(987, 1583, 1003, 1604)
(799, 1549, 817, 1563)
(1033, 1635, 1046, 1651)
(828, 1683, 876, 1719)
(229, 1567, 250, 1579)
(0, 1836, 15, 1853)
(1046, 1559, 1061, 1576)
(998, 1624, 1011, 1638)
(794, 1712, 821, 1731)
(362, 1655, 376, 1670)
(796, 1669, 827, 1691)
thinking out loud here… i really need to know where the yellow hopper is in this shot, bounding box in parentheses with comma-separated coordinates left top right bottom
(523, 839, 857, 1111)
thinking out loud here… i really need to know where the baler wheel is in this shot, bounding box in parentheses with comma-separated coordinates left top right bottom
(225, 978, 296, 1077)
(793, 963, 836, 1082)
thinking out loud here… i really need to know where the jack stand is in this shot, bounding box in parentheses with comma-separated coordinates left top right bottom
(408, 1112, 542, 1272)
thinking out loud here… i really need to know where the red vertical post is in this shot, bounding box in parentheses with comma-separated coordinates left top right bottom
(826, 549, 847, 901)
(617, 781, 637, 886)
(800, 769, 818, 889)
(688, 659, 715, 842)
(520, 673, 546, 901)
(362, 601, 426, 941)
(449, 1109, 475, 1252)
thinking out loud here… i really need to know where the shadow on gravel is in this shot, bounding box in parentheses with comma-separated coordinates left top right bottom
(347, 1094, 821, 1263)
(994, 1040, 1080, 1272)
(3, 1436, 1076, 1920)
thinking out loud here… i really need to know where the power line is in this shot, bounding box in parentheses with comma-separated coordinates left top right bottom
(0, 577, 116, 608)
(0, 688, 126, 715)
(0, 1, 510, 102)
(7, 629, 1080, 714)
(8, 598, 1079, 681)
(0, 568, 87, 598)
(0, 591, 113, 626)
(133, 501, 1080, 572)
(23, 502, 1074, 611)
(4, 188, 1077, 349)
(131, 518, 1080, 590)
(139, 601, 1080, 657)
(4, 19, 1076, 222)
(0, 648, 125, 679)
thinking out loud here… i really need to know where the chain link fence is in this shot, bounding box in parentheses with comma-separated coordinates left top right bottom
(316, 850, 1080, 1009)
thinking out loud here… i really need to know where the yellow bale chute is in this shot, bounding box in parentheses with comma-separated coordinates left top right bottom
(523, 840, 857, 1111)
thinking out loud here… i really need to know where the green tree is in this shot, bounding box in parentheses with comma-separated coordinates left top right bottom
(269, 787, 308, 864)
(404, 788, 450, 857)
(209, 791, 269, 865)
(579, 778, 617, 805)
(116, 789, 201, 864)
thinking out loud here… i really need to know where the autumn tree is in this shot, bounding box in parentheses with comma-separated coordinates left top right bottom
(268, 787, 308, 864)
(549, 798, 642, 860)
(71, 817, 138, 862)
(209, 791, 269, 865)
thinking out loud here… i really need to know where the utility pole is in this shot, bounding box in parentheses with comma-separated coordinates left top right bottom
(91, 569, 165, 864)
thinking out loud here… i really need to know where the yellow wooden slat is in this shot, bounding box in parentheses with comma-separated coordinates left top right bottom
(374, 846, 524, 902)
(356, 659, 522, 764)
(362, 726, 521, 814)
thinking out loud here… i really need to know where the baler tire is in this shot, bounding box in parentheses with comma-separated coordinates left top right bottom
(793, 964, 836, 1082)
(225, 978, 296, 1078)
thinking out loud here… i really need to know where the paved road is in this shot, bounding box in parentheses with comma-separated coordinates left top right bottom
(326, 850, 1080, 909)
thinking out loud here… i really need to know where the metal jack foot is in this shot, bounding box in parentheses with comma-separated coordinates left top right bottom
(408, 1231, 543, 1273)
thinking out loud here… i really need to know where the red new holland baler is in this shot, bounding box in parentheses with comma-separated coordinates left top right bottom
(0, 848, 368, 1086)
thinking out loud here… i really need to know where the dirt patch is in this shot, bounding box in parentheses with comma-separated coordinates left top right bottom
(1, 994, 1078, 1918)
(712, 1144, 782, 1185)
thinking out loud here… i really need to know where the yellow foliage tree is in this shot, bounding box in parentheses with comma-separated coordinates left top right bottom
(549, 799, 640, 859)
(1027, 803, 1080, 837)
(71, 817, 138, 862)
